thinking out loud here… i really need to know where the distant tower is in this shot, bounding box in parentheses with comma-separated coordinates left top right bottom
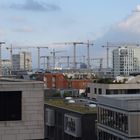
(12, 51, 32, 71)
(113, 45, 140, 77)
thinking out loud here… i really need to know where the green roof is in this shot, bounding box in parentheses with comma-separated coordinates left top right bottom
(45, 98, 97, 114)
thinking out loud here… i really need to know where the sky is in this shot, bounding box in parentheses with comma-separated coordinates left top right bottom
(1, 0, 140, 68)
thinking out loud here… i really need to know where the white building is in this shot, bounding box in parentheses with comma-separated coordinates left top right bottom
(87, 75, 140, 99)
(112, 46, 140, 77)
(12, 51, 32, 71)
(2, 59, 12, 75)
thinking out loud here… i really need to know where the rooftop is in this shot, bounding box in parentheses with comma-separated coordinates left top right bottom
(45, 98, 97, 114)
(97, 94, 140, 111)
(100, 94, 140, 101)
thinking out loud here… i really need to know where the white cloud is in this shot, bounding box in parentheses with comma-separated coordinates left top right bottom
(136, 5, 140, 11)
(97, 5, 140, 44)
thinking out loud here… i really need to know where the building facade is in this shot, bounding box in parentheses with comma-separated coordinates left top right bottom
(87, 82, 140, 99)
(2, 59, 12, 75)
(12, 51, 32, 71)
(0, 79, 44, 140)
(97, 94, 140, 140)
(112, 46, 140, 77)
(44, 73, 91, 90)
(45, 99, 97, 140)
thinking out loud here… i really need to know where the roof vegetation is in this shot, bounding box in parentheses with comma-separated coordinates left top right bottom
(45, 98, 97, 114)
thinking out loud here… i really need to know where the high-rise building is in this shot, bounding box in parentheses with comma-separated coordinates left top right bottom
(12, 51, 32, 71)
(112, 46, 140, 77)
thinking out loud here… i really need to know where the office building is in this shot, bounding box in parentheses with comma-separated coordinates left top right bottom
(0, 78, 44, 140)
(87, 76, 140, 99)
(97, 94, 140, 140)
(45, 98, 97, 140)
(112, 46, 140, 77)
(12, 51, 32, 71)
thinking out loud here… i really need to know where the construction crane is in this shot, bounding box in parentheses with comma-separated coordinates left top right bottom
(37, 47, 48, 69)
(53, 41, 93, 69)
(0, 42, 5, 76)
(59, 56, 73, 68)
(55, 42, 84, 69)
(50, 49, 66, 69)
(40, 56, 51, 70)
(82, 41, 94, 70)
(102, 42, 120, 69)
(90, 58, 103, 71)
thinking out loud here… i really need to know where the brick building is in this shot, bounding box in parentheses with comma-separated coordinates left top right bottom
(44, 73, 91, 90)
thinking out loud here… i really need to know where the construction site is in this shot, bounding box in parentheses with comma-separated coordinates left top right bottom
(0, 41, 105, 76)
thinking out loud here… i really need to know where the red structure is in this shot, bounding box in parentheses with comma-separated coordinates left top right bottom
(44, 73, 68, 89)
(44, 73, 91, 90)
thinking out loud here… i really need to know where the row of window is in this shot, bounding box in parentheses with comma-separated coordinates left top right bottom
(98, 107, 128, 133)
(98, 129, 124, 140)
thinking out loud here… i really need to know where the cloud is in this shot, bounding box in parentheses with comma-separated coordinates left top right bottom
(9, 0, 61, 12)
(14, 26, 34, 33)
(10, 16, 26, 22)
(97, 5, 140, 44)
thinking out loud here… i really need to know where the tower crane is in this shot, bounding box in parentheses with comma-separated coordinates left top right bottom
(50, 49, 66, 69)
(62, 42, 84, 69)
(59, 56, 73, 68)
(40, 56, 51, 70)
(53, 41, 93, 69)
(102, 42, 119, 69)
(82, 41, 94, 70)
(37, 47, 48, 69)
(90, 58, 103, 71)
(0, 42, 5, 76)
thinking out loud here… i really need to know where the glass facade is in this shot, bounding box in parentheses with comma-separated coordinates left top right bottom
(98, 107, 128, 133)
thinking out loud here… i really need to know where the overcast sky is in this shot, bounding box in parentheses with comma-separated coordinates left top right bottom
(1, 0, 140, 68)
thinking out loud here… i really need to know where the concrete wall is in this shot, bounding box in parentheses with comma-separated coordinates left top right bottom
(0, 80, 44, 140)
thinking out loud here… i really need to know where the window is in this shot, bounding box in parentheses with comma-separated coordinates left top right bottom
(98, 88, 102, 94)
(0, 91, 22, 121)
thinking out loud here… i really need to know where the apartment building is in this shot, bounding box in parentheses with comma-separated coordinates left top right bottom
(112, 46, 140, 77)
(97, 94, 140, 140)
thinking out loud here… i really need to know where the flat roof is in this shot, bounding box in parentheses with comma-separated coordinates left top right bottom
(0, 78, 43, 83)
(45, 98, 97, 114)
(100, 94, 140, 101)
(97, 94, 140, 111)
